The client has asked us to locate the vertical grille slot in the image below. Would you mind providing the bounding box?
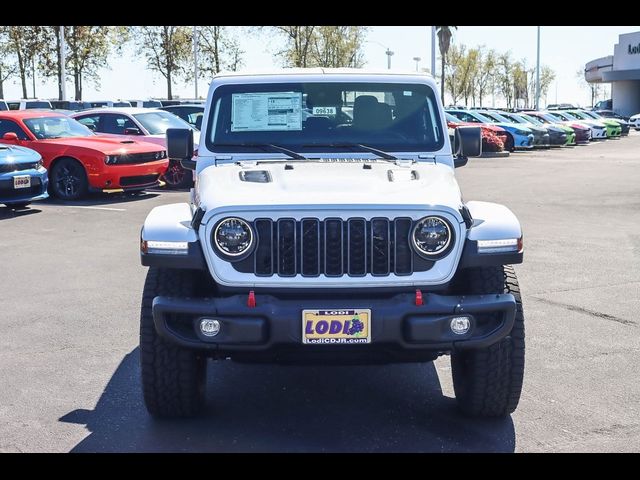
[347,218,366,276]
[394,218,413,275]
[324,218,343,276]
[277,218,296,276]
[254,219,273,276]
[301,218,320,276]
[370,218,391,275]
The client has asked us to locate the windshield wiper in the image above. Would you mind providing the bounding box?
[302,142,398,160]
[214,142,307,160]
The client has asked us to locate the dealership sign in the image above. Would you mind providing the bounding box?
[629,43,640,54]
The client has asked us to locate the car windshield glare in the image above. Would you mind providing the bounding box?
[206,81,444,153]
[133,111,193,135]
[24,116,93,139]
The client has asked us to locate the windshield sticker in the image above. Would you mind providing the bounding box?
[231,92,302,132]
[312,106,336,116]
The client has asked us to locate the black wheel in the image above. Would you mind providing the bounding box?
[140,268,206,418]
[504,134,515,152]
[8,202,31,209]
[162,160,193,189]
[451,265,525,417]
[50,157,88,200]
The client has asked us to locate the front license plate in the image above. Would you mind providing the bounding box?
[13,175,31,189]
[302,309,371,345]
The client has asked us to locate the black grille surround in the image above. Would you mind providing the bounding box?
[108,151,167,165]
[0,162,40,173]
[224,217,441,277]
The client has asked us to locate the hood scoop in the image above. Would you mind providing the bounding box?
[387,169,419,182]
[120,140,135,144]
[239,170,272,183]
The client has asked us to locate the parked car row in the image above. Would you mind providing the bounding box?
[0,101,207,208]
[1,98,205,113]
[445,107,633,153]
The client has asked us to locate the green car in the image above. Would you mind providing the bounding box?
[567,110,621,138]
[520,112,576,146]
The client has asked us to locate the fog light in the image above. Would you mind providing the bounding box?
[450,316,471,335]
[199,318,221,337]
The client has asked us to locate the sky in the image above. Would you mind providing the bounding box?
[2,25,639,108]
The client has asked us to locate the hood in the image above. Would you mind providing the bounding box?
[197,160,463,212]
[0,145,41,164]
[44,136,165,154]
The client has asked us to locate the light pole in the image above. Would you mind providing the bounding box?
[385,48,394,70]
[368,40,394,70]
[535,26,541,110]
[413,56,421,72]
[193,26,199,99]
[59,26,66,101]
[431,26,436,76]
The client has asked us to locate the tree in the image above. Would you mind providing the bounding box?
[444,44,465,105]
[270,26,316,67]
[436,26,457,103]
[495,52,515,109]
[538,66,556,106]
[0,27,16,99]
[196,26,244,78]
[135,26,192,100]
[474,47,497,107]
[5,26,45,98]
[310,26,367,68]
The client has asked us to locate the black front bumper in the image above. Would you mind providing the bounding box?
[152,291,516,362]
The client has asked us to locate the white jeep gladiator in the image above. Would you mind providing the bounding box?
[139,69,525,418]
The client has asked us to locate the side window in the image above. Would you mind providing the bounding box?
[76,115,100,130]
[0,119,29,140]
[100,114,138,134]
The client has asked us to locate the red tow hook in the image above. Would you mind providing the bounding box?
[415,289,424,306]
[247,290,256,308]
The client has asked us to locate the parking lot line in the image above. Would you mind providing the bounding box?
[63,206,127,212]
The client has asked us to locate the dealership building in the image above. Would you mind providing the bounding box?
[585,31,640,116]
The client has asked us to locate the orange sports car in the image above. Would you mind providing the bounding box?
[0,110,169,200]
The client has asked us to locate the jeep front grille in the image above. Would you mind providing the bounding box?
[234,217,427,277]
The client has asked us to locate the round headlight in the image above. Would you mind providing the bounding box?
[412,216,452,257]
[213,217,253,257]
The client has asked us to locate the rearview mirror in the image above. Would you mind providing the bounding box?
[86,123,96,131]
[453,126,482,167]
[124,127,141,135]
[2,132,19,143]
[166,128,193,161]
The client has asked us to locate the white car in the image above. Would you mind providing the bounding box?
[7,99,53,110]
[630,113,640,130]
[72,107,200,189]
[546,111,607,139]
[138,68,526,419]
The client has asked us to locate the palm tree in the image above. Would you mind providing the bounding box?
[436,26,457,104]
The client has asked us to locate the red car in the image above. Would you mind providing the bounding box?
[0,111,169,200]
[445,112,506,152]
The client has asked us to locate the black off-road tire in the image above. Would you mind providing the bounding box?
[451,265,525,417]
[140,267,206,417]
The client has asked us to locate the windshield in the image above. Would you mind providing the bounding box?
[500,113,525,124]
[548,112,572,121]
[24,116,93,139]
[519,113,543,125]
[484,111,513,123]
[133,111,193,135]
[580,111,600,120]
[207,82,444,153]
[26,101,51,109]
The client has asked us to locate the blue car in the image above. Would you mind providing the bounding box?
[446,109,535,151]
[0,145,48,208]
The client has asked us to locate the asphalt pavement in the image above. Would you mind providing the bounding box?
[1,134,639,452]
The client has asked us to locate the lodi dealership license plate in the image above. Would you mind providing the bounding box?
[302,309,371,345]
[13,175,31,189]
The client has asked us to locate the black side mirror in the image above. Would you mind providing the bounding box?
[453,126,482,167]
[124,127,141,135]
[166,128,195,170]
